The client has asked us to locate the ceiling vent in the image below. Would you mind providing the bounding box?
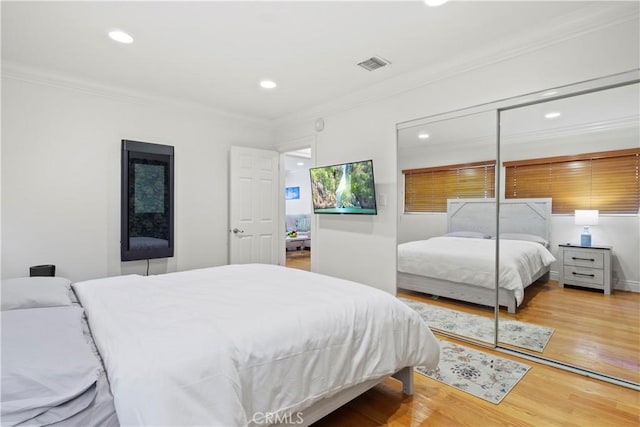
[357,56,391,71]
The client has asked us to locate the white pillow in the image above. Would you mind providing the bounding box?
[445,231,492,239]
[1,277,72,311]
[500,233,549,248]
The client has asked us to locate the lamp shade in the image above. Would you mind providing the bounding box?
[575,210,599,226]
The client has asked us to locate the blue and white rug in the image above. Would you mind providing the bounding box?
[401,298,554,352]
[416,340,531,404]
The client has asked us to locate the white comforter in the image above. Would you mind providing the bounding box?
[73,264,439,427]
[398,237,556,305]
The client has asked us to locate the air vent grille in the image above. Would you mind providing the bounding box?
[357,56,390,71]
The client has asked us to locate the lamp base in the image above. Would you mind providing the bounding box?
[580,232,591,246]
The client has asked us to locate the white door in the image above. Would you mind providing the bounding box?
[229,146,280,264]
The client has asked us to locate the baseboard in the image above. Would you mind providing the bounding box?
[615,280,640,293]
[550,271,639,293]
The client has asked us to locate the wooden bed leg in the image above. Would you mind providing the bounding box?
[508,300,516,314]
[392,366,414,395]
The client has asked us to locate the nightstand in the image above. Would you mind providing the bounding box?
[558,244,612,295]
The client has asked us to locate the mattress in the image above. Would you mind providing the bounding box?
[73,263,440,426]
[398,236,556,305]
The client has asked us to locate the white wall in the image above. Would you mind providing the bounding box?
[275,19,639,294]
[285,169,311,216]
[1,76,274,281]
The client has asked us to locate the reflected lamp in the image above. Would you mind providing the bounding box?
[574,210,599,246]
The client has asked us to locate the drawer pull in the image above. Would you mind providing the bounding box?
[572,272,595,278]
[572,256,595,262]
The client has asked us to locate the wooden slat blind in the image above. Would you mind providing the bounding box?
[403,161,495,213]
[504,148,639,214]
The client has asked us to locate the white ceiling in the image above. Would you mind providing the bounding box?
[500,83,640,138]
[284,152,312,172]
[397,81,640,149]
[1,1,634,122]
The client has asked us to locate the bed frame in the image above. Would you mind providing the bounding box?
[398,198,552,313]
[273,367,413,426]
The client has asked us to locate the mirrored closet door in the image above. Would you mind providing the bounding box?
[497,79,640,385]
[397,70,639,387]
[397,110,498,346]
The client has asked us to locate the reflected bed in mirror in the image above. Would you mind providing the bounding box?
[397,198,554,313]
[121,140,175,262]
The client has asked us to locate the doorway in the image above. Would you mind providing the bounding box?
[283,148,312,271]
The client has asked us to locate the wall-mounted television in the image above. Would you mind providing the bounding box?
[309,159,377,215]
[121,140,174,261]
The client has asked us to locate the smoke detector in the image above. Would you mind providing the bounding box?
[357,56,391,71]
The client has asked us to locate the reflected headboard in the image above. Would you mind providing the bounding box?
[446,198,552,242]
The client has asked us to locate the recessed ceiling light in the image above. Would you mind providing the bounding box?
[545,112,561,119]
[541,91,558,97]
[418,133,430,139]
[424,0,449,6]
[260,80,277,89]
[297,162,304,166]
[108,30,134,44]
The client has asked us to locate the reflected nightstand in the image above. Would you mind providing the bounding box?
[558,244,612,295]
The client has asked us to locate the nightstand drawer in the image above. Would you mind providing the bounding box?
[563,267,605,286]
[563,249,604,269]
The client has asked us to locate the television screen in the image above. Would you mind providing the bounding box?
[309,159,377,214]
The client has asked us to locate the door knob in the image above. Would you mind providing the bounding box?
[232,228,244,234]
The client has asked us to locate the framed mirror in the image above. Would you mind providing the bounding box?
[121,140,175,262]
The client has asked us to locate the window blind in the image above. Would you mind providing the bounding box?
[504,148,639,214]
[403,161,495,213]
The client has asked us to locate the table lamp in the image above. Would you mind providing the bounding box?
[574,210,599,246]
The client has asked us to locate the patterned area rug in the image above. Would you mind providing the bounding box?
[401,298,554,352]
[416,340,531,404]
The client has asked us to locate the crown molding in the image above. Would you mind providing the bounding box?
[399,115,639,153]
[1,60,273,128]
[502,115,639,145]
[274,2,640,127]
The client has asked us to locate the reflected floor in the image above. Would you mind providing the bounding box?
[399,280,639,384]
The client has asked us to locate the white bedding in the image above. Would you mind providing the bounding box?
[398,236,556,305]
[73,264,439,427]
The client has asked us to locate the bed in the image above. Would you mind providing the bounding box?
[398,198,555,313]
[1,277,119,427]
[2,265,439,427]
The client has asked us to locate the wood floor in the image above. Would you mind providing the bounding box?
[284,253,640,426]
[285,248,311,271]
[399,280,640,384]
[312,337,639,426]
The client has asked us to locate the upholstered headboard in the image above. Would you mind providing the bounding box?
[446,198,552,242]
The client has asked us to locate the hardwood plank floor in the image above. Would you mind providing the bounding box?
[501,281,639,383]
[399,280,640,383]
[313,336,639,426]
[283,257,639,426]
[286,248,311,271]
